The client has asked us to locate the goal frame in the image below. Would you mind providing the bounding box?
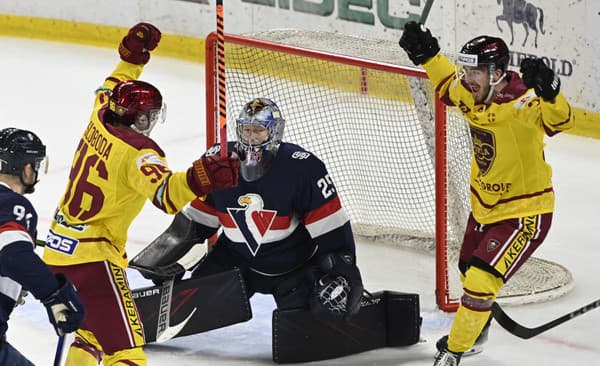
[204,31,458,312]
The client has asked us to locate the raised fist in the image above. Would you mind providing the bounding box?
[119,22,162,65]
[520,58,560,101]
[399,21,440,66]
[187,153,239,196]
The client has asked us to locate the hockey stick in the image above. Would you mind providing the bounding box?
[53,335,66,366]
[420,0,434,25]
[155,278,198,343]
[216,0,228,157]
[38,239,203,342]
[491,299,600,339]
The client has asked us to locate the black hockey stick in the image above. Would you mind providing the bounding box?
[53,335,66,366]
[491,299,600,339]
[154,278,198,343]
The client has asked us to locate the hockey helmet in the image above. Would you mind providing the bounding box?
[456,36,510,103]
[0,128,48,193]
[235,98,285,181]
[108,80,166,135]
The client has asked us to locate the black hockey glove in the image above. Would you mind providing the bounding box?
[42,274,86,336]
[398,21,440,65]
[310,252,363,323]
[520,58,561,101]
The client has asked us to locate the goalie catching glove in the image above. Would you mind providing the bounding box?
[41,273,86,336]
[187,153,240,196]
[310,252,363,323]
[398,21,440,66]
[118,22,162,65]
[520,58,561,101]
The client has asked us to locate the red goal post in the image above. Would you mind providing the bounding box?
[204,30,573,312]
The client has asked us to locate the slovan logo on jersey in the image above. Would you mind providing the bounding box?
[227,194,277,256]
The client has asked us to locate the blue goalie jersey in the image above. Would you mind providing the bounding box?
[183,142,355,276]
[0,183,58,338]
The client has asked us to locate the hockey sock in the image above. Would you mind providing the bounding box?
[65,334,103,366]
[447,266,503,353]
[103,347,147,366]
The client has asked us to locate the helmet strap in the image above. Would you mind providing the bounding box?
[484,64,507,104]
[20,165,38,194]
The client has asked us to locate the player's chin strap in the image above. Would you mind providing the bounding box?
[483,65,506,104]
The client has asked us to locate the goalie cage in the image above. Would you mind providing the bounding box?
[204,29,574,312]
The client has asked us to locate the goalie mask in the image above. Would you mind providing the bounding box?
[0,128,48,194]
[235,98,285,182]
[108,80,166,136]
[456,35,509,104]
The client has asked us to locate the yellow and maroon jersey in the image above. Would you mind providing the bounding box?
[43,61,197,268]
[423,54,574,224]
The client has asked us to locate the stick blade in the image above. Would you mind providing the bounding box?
[492,302,536,339]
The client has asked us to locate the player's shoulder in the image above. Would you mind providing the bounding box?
[95,114,166,157]
[278,142,322,164]
[0,185,35,223]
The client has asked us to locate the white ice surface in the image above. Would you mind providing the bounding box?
[1,36,599,365]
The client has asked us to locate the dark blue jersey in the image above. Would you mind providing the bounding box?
[0,183,59,337]
[183,142,355,275]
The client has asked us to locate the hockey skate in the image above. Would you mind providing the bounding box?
[433,337,462,366]
[437,316,490,358]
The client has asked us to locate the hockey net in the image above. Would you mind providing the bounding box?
[204,30,573,311]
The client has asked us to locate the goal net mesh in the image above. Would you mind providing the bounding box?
[205,29,573,310]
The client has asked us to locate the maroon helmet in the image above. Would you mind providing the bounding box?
[459,35,509,72]
[108,80,166,135]
[457,35,510,104]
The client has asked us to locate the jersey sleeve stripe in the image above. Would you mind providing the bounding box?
[184,202,220,228]
[303,197,343,225]
[0,276,23,302]
[0,224,33,250]
[304,209,349,238]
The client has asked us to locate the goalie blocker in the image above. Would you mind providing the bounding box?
[273,291,421,363]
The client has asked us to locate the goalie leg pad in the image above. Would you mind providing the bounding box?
[132,268,252,343]
[272,291,421,363]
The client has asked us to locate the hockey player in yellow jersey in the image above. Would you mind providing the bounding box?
[399,22,574,366]
[43,23,239,366]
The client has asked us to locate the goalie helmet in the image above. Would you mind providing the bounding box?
[0,128,48,193]
[108,80,166,136]
[235,98,286,182]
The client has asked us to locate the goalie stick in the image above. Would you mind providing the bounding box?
[155,278,198,343]
[491,299,600,339]
[37,239,205,342]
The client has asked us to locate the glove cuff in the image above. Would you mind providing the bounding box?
[186,161,212,196]
[118,40,150,65]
